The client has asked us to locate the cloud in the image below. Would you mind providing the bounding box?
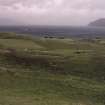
[0,0,105,25]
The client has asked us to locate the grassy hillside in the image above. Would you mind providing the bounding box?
[0,33,105,105]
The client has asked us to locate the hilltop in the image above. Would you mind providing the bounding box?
[89,18,105,27]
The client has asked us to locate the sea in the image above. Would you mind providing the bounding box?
[0,26,105,38]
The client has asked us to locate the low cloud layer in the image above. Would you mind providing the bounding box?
[0,0,105,26]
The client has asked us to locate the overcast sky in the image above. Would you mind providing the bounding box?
[0,0,105,26]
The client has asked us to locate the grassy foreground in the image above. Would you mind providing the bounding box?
[0,33,105,105]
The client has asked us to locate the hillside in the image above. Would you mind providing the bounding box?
[89,18,105,27]
[0,33,105,105]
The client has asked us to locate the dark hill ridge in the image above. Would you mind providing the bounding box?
[89,18,105,27]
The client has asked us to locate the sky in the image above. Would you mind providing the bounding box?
[0,0,105,26]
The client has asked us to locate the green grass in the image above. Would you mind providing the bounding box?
[0,69,105,105]
[0,33,105,105]
[0,39,44,50]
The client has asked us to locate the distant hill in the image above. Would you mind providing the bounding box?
[88,18,105,27]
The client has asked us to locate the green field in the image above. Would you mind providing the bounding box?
[0,33,105,105]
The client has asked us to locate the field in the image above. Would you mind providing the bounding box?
[0,33,105,105]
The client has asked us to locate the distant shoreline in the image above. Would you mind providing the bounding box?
[0,26,105,38]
